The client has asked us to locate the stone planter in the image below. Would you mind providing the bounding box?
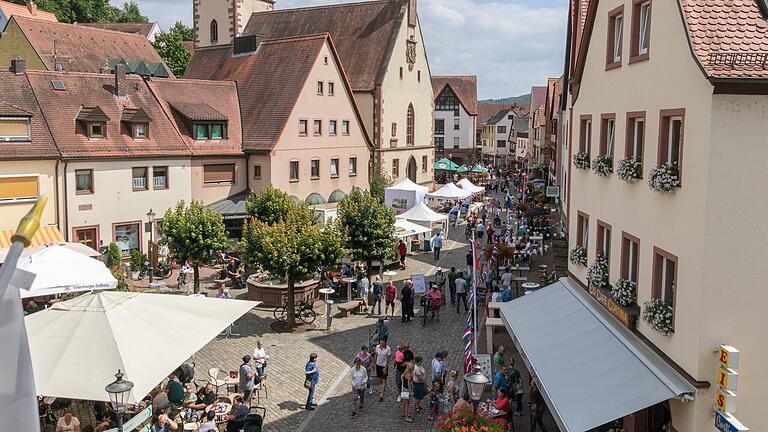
[246,274,320,307]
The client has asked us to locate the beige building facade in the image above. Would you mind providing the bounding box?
[566,0,768,431]
[193,0,273,48]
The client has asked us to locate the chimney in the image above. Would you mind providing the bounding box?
[26,0,37,15]
[11,57,26,75]
[115,64,126,98]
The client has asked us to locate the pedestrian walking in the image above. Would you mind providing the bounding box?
[397,239,408,269]
[385,281,397,318]
[476,221,485,241]
[444,370,459,412]
[350,358,368,418]
[359,273,370,312]
[375,317,389,342]
[507,358,524,416]
[304,353,319,410]
[529,379,548,431]
[373,339,391,401]
[238,355,256,405]
[447,267,458,305]
[430,352,446,392]
[432,231,444,260]
[401,362,414,423]
[455,272,468,314]
[400,279,414,323]
[493,345,506,373]
[394,346,405,398]
[412,357,426,413]
[354,345,373,394]
[427,381,441,420]
[252,341,268,378]
[434,268,446,305]
[371,276,383,316]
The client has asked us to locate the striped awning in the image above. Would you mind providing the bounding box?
[0,226,64,248]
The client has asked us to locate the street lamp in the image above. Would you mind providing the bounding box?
[464,365,489,415]
[146,209,156,287]
[105,369,134,432]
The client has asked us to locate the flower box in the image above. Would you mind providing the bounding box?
[648,163,680,192]
[591,154,613,176]
[616,158,642,183]
[611,278,636,306]
[587,251,609,288]
[573,151,590,170]
[569,245,587,266]
[642,298,674,335]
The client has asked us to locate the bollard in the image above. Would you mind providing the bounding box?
[326,299,334,330]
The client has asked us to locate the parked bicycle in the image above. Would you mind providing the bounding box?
[138,260,173,280]
[273,299,317,324]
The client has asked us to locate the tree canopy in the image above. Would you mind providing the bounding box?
[153,29,191,77]
[245,187,295,225]
[337,187,397,275]
[12,0,148,24]
[169,21,194,41]
[369,162,392,202]
[160,200,229,292]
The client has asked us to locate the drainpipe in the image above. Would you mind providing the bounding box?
[53,159,60,230]
[62,161,69,241]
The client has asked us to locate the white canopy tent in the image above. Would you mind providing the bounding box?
[0,242,100,264]
[457,178,485,195]
[25,291,258,403]
[10,245,116,299]
[384,178,429,214]
[396,201,449,234]
[426,182,472,200]
[394,219,434,253]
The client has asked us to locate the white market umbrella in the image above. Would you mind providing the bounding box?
[427,182,472,200]
[14,245,116,298]
[0,242,101,264]
[26,291,259,403]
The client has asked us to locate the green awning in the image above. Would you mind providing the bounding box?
[434,158,459,172]
[328,189,347,203]
[456,165,469,173]
[471,164,489,173]
[305,193,327,205]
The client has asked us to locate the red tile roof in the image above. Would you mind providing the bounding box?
[529,86,547,113]
[148,78,243,156]
[682,0,768,78]
[0,70,58,159]
[241,0,404,91]
[26,70,190,159]
[0,0,56,23]
[432,76,478,115]
[77,22,156,39]
[13,16,171,76]
[477,103,511,127]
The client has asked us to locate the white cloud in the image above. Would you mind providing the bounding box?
[118,0,566,98]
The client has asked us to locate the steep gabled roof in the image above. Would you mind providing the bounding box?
[12,16,171,76]
[240,0,405,91]
[529,86,547,113]
[77,22,157,39]
[148,78,243,157]
[487,108,511,125]
[432,76,478,115]
[26,71,189,159]
[0,0,56,23]
[0,70,58,159]
[477,103,511,127]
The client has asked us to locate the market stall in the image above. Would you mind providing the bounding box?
[384,178,429,214]
[457,178,485,196]
[394,219,434,253]
[396,201,450,234]
[427,182,472,202]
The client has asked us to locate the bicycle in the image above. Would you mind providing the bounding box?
[273,299,317,324]
[421,296,431,326]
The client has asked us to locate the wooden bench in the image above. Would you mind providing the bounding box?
[338,300,363,317]
[213,278,230,290]
[485,317,504,354]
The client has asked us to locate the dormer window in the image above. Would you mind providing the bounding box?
[133,123,148,139]
[0,117,31,142]
[77,106,110,140]
[169,102,228,142]
[88,122,105,139]
[122,108,151,140]
[195,123,227,140]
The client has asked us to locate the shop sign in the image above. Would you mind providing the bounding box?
[715,388,737,413]
[714,411,749,432]
[717,367,739,391]
[719,345,740,369]
[588,284,634,328]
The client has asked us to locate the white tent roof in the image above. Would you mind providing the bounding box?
[386,178,429,193]
[396,201,449,223]
[427,182,472,200]
[457,178,485,194]
[25,291,258,403]
[12,245,116,298]
[394,219,433,238]
[0,242,100,264]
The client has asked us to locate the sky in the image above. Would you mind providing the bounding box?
[113,0,568,99]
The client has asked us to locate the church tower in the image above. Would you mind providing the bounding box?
[193,0,274,48]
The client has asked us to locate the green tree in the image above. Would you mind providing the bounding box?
[153,30,191,77]
[160,200,229,293]
[242,204,344,328]
[369,162,392,202]
[169,21,194,41]
[106,242,122,268]
[113,1,147,22]
[245,187,295,225]
[337,187,396,278]
[11,0,146,24]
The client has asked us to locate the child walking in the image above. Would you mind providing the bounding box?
[427,380,442,420]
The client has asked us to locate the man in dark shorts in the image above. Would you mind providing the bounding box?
[373,339,392,401]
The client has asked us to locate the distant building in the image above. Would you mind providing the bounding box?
[0,0,56,31]
[77,22,162,42]
[432,76,478,164]
[480,108,513,166]
[528,85,548,170]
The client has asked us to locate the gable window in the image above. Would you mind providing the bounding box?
[311,159,320,179]
[596,220,611,262]
[342,121,350,136]
[132,123,148,139]
[621,232,640,283]
[391,122,397,137]
[290,161,299,181]
[314,120,322,135]
[659,109,684,179]
[435,137,444,153]
[497,126,506,134]
[625,111,645,164]
[435,87,459,111]
[435,119,444,135]
[454,137,460,149]
[328,82,335,96]
[299,120,308,136]
[88,122,106,139]
[329,120,337,136]
[210,20,218,44]
[317,81,324,95]
[422,155,428,173]
[579,115,592,155]
[576,211,589,250]
[652,247,677,322]
[606,6,624,68]
[348,157,357,176]
[75,170,93,194]
[392,159,400,177]
[253,165,262,179]
[203,163,235,185]
[132,167,148,191]
[194,123,227,140]
[630,0,651,62]
[599,113,616,161]
[454,118,460,130]
[153,166,168,189]
[330,158,339,178]
[406,104,414,146]
[0,175,38,203]
[0,117,31,141]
